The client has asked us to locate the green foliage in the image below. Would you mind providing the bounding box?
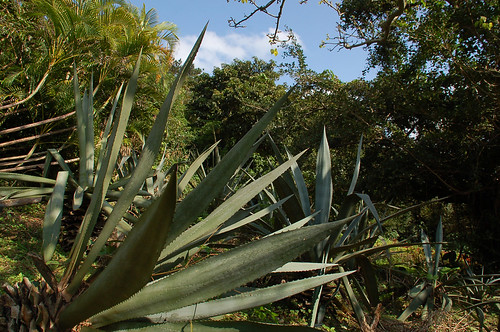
[398,219,444,321]
[0,0,179,168]
[185,57,286,152]
[262,132,390,328]
[0,204,50,286]
[1,26,358,332]
[231,0,500,269]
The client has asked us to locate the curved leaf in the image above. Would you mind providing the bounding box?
[148,272,353,322]
[59,171,178,330]
[340,266,365,326]
[433,217,443,277]
[90,221,350,326]
[286,147,311,217]
[167,86,296,245]
[94,82,124,186]
[89,321,321,331]
[313,127,332,226]
[178,140,219,194]
[72,185,84,210]
[43,171,69,261]
[398,285,432,322]
[0,172,56,185]
[347,135,363,195]
[272,262,339,273]
[157,152,305,264]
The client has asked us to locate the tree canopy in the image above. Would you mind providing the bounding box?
[227,0,499,265]
[0,0,178,162]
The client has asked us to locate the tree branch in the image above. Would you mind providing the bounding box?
[0,67,52,111]
[228,0,278,28]
[330,0,416,50]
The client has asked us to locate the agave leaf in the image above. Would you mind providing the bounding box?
[85,74,95,186]
[260,187,290,227]
[267,210,367,239]
[266,133,299,199]
[265,211,321,237]
[0,187,35,196]
[116,219,132,234]
[333,209,366,248]
[72,185,84,210]
[101,201,138,225]
[310,276,325,326]
[105,190,152,208]
[89,321,321,331]
[398,285,432,321]
[272,262,339,273]
[59,170,178,330]
[43,171,69,262]
[313,127,332,226]
[152,150,177,194]
[421,229,432,272]
[226,133,269,191]
[337,194,361,220]
[347,135,363,195]
[64,51,143,294]
[273,176,305,223]
[0,172,56,185]
[95,82,124,186]
[286,147,311,217]
[146,177,155,195]
[67,26,208,292]
[42,150,53,180]
[90,221,351,326]
[178,140,219,194]
[355,193,382,233]
[167,86,295,246]
[148,272,353,322]
[433,217,443,277]
[9,188,54,198]
[217,196,292,235]
[157,152,305,265]
[326,195,366,255]
[73,65,88,189]
[151,247,202,278]
[408,282,426,298]
[47,149,76,181]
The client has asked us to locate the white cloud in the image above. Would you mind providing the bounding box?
[174,29,301,73]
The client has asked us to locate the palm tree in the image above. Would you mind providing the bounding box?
[0,0,178,163]
[1,0,177,109]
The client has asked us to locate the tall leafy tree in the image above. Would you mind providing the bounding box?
[185,58,285,152]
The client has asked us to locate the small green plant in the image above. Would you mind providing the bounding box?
[399,218,445,321]
[451,266,500,331]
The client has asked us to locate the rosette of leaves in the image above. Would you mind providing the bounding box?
[260,130,422,329]
[1,25,357,331]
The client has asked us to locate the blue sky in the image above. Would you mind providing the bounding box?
[127,0,375,82]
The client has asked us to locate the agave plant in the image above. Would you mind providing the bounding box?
[398,218,444,322]
[258,130,429,330]
[457,267,500,331]
[1,25,359,331]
